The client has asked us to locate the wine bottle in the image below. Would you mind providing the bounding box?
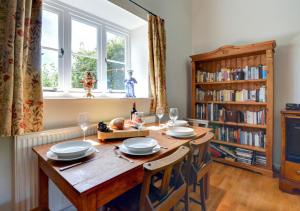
[131,102,137,120]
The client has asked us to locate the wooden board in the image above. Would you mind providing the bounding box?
[97,127,149,141]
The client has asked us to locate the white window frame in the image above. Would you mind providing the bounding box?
[68,14,102,92]
[41,5,64,91]
[104,27,130,92]
[42,0,131,95]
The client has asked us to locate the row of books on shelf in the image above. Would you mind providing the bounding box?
[196,86,266,102]
[207,104,266,125]
[212,125,266,148]
[196,104,206,119]
[210,144,266,166]
[196,65,267,83]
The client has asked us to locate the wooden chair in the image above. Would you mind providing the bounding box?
[189,132,214,211]
[105,146,191,211]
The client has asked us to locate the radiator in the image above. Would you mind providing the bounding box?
[13,125,97,211]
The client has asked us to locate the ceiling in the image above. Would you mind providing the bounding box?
[58,0,147,30]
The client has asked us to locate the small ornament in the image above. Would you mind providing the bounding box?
[124,69,137,98]
[81,71,96,98]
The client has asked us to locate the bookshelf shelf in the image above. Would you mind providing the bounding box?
[196,79,267,85]
[211,140,266,152]
[190,40,275,176]
[212,157,272,176]
[210,121,267,129]
[196,101,267,106]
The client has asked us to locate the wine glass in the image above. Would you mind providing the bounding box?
[134,112,145,130]
[169,108,179,126]
[78,113,89,141]
[156,107,164,128]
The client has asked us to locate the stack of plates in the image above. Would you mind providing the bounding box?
[119,137,161,156]
[166,127,195,138]
[47,141,95,161]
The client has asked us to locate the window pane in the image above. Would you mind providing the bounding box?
[106,32,125,62]
[71,20,98,89]
[107,61,125,90]
[71,54,97,89]
[42,10,59,49]
[42,48,59,88]
[72,20,97,56]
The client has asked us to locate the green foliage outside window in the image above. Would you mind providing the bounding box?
[72,48,97,89]
[107,37,126,90]
[42,63,58,88]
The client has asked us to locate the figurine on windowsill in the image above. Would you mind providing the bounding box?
[124,69,137,98]
[81,71,97,98]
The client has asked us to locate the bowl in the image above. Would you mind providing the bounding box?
[167,127,194,136]
[50,141,92,158]
[123,137,158,153]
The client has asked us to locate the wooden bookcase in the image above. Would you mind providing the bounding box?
[190,40,276,176]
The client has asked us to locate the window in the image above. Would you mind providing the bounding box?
[41,3,131,95]
[106,31,126,91]
[41,10,60,90]
[71,19,98,89]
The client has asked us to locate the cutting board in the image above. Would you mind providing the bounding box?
[97,126,149,141]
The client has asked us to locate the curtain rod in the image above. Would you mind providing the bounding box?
[128,0,158,17]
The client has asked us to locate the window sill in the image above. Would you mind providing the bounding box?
[43,91,151,100]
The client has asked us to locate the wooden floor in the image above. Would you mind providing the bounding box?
[63,162,300,211]
[184,162,300,211]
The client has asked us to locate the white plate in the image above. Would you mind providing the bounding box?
[47,147,96,161]
[167,120,188,127]
[119,144,161,156]
[167,127,194,136]
[166,130,196,138]
[50,141,92,158]
[123,137,158,153]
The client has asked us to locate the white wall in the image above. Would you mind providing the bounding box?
[191,0,300,167]
[130,24,149,98]
[56,0,146,30]
[44,98,151,129]
[133,0,193,118]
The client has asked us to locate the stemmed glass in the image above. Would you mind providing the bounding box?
[169,108,179,127]
[78,113,89,141]
[156,107,164,128]
[134,112,145,130]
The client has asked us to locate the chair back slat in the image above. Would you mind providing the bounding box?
[140,146,190,211]
[190,132,214,169]
[160,166,172,197]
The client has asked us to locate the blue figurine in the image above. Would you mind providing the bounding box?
[124,69,137,98]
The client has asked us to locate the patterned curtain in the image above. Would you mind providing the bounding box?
[0,0,43,136]
[148,15,168,113]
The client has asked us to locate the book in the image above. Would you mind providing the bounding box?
[196,87,266,102]
[212,125,266,148]
[196,65,267,83]
[207,104,266,125]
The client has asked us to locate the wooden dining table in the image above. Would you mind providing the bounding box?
[32,126,211,211]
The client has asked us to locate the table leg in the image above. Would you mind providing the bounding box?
[204,172,210,199]
[38,160,49,211]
